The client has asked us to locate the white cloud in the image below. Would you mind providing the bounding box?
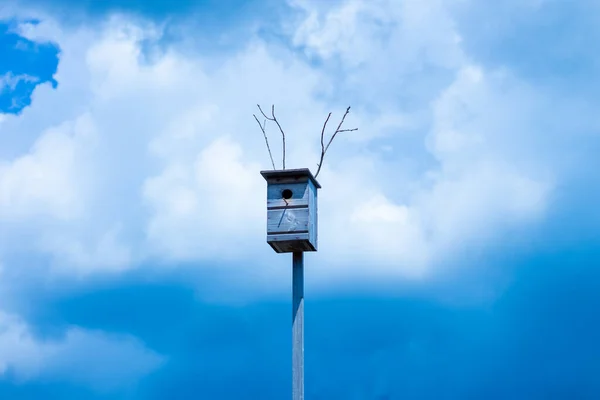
[0,0,561,283]
[289,0,465,109]
[0,311,163,389]
[0,114,91,222]
[291,0,463,69]
[0,72,39,93]
[144,135,265,261]
[0,72,41,111]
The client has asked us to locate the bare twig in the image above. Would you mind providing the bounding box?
[253,114,276,170]
[320,112,332,155]
[257,104,286,170]
[314,106,358,178]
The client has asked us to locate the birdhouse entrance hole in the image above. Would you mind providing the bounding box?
[282,189,293,200]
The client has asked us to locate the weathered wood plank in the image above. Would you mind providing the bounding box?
[267,233,310,242]
[267,208,310,234]
[267,182,310,209]
[267,236,315,253]
[261,168,321,189]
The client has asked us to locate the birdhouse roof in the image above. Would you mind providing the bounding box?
[260,168,321,189]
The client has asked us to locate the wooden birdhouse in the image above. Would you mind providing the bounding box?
[260,168,321,253]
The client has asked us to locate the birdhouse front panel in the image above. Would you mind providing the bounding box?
[266,182,310,208]
[260,168,321,254]
[267,207,310,234]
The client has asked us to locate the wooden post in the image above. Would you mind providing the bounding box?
[292,251,304,400]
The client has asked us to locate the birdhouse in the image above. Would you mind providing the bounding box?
[260,168,321,253]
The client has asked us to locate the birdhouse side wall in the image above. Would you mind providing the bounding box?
[308,179,318,250]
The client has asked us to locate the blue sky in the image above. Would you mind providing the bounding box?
[1,0,600,398]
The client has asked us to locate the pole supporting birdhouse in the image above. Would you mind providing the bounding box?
[261,168,320,400]
[292,251,304,400]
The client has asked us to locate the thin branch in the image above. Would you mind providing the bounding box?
[320,113,331,149]
[258,104,286,170]
[253,113,276,170]
[314,106,358,178]
[315,112,332,178]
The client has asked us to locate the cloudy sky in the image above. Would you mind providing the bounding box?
[1,0,600,398]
